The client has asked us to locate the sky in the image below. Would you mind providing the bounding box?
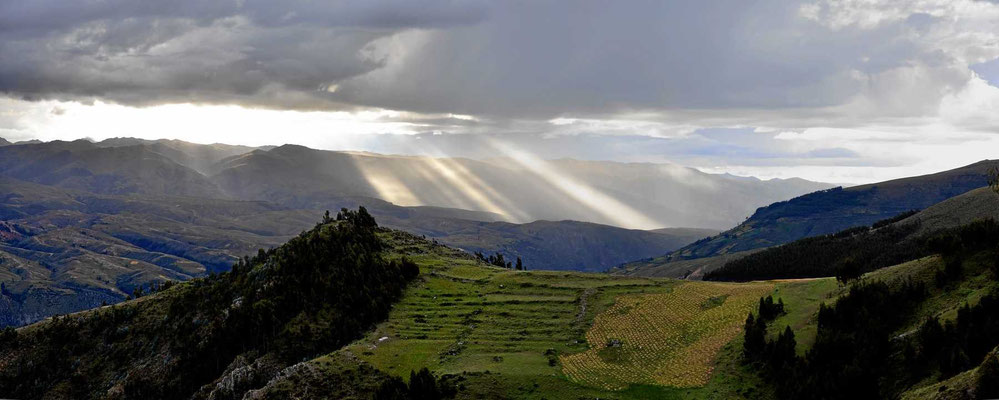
[2,0,999,184]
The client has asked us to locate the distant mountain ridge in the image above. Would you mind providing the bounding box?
[617,160,999,278]
[0,140,225,197]
[0,139,830,230]
[396,219,718,273]
[208,144,832,229]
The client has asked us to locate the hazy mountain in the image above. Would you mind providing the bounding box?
[396,219,708,273]
[649,227,720,241]
[0,139,830,230]
[94,138,264,174]
[0,141,226,198]
[619,160,999,278]
[210,144,830,230]
[0,138,9,147]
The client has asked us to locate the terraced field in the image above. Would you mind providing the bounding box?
[560,281,774,389]
[346,238,679,382]
[337,231,840,399]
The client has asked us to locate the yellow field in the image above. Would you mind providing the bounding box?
[559,281,774,390]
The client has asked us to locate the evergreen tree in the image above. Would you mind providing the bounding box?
[743,313,765,360]
[409,368,445,399]
[374,376,409,400]
[977,351,999,399]
[769,326,796,371]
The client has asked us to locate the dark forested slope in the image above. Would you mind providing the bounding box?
[0,208,421,399]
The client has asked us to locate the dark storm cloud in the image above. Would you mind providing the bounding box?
[0,0,991,122]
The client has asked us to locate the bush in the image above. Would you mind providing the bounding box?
[400,257,420,281]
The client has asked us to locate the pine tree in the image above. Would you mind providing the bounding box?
[743,313,765,360]
[409,368,442,399]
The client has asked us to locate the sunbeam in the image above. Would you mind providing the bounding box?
[486,139,664,230]
[409,141,531,222]
[355,156,423,206]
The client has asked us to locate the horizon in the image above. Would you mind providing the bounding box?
[13,132,982,189]
[0,132,991,187]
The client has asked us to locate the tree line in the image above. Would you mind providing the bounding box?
[474,251,526,270]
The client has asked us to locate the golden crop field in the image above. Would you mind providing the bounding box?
[559,281,775,390]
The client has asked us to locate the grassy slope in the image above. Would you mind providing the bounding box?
[864,252,999,400]
[293,230,839,400]
[766,278,842,354]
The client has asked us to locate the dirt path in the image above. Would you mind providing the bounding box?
[573,288,596,328]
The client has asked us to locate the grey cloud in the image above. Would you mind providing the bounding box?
[334,1,967,118]
[0,0,989,125]
[0,0,487,109]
